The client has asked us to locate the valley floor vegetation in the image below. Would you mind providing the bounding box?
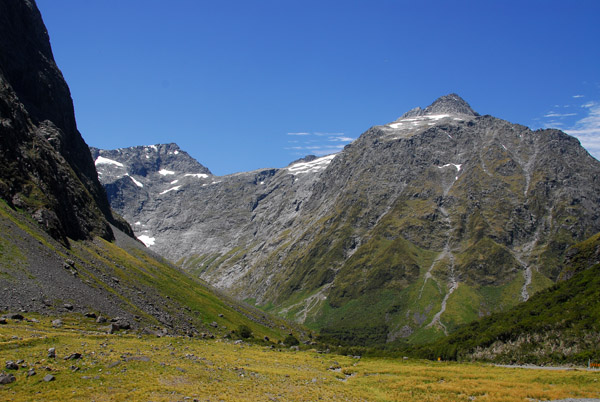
[1,314,599,401]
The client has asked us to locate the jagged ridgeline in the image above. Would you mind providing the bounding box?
[0,0,298,341]
[96,93,600,345]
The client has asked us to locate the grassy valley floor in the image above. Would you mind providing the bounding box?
[1,314,599,402]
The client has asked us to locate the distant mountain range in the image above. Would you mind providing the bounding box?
[94,93,600,345]
[4,0,598,359]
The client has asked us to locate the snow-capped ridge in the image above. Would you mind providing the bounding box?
[95,156,124,167]
[287,154,337,175]
[386,94,477,133]
[388,114,452,129]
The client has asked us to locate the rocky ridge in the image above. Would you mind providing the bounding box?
[93,143,334,263]
[96,93,600,344]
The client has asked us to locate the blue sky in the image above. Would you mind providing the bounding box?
[36,0,600,175]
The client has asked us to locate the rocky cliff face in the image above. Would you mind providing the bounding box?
[0,0,131,243]
[96,95,600,343]
[90,143,211,235]
[0,1,296,340]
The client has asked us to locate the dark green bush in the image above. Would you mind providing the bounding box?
[284,334,299,346]
[238,325,253,339]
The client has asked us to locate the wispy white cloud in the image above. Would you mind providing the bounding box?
[544,112,577,118]
[328,136,355,142]
[536,94,600,160]
[314,132,345,137]
[285,131,354,157]
[285,144,347,154]
[565,102,600,160]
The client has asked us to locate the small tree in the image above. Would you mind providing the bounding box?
[284,334,299,346]
[238,324,253,339]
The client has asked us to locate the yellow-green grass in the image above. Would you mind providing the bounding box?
[1,315,599,401]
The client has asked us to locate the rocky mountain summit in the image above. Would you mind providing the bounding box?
[90,143,212,246]
[398,93,480,118]
[96,93,600,344]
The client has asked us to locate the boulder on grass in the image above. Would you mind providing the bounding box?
[0,372,16,384]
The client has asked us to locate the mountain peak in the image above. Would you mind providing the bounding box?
[401,93,479,118]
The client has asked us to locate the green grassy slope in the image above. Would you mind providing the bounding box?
[409,233,600,365]
[0,200,302,342]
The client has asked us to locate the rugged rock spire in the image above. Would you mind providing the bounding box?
[401,93,479,118]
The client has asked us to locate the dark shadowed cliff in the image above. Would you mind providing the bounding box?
[0,0,131,243]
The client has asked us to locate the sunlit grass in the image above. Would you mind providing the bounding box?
[1,315,599,401]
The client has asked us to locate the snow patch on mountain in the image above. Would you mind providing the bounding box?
[160,185,182,195]
[388,114,451,129]
[185,173,209,179]
[95,156,124,167]
[159,169,175,176]
[137,235,155,247]
[437,163,463,181]
[287,154,336,175]
[438,163,462,171]
[127,174,144,188]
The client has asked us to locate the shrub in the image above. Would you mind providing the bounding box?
[238,325,253,339]
[284,334,299,346]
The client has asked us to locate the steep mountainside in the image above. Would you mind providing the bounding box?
[0,200,297,340]
[0,0,133,244]
[411,232,600,364]
[0,0,298,342]
[97,99,600,344]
